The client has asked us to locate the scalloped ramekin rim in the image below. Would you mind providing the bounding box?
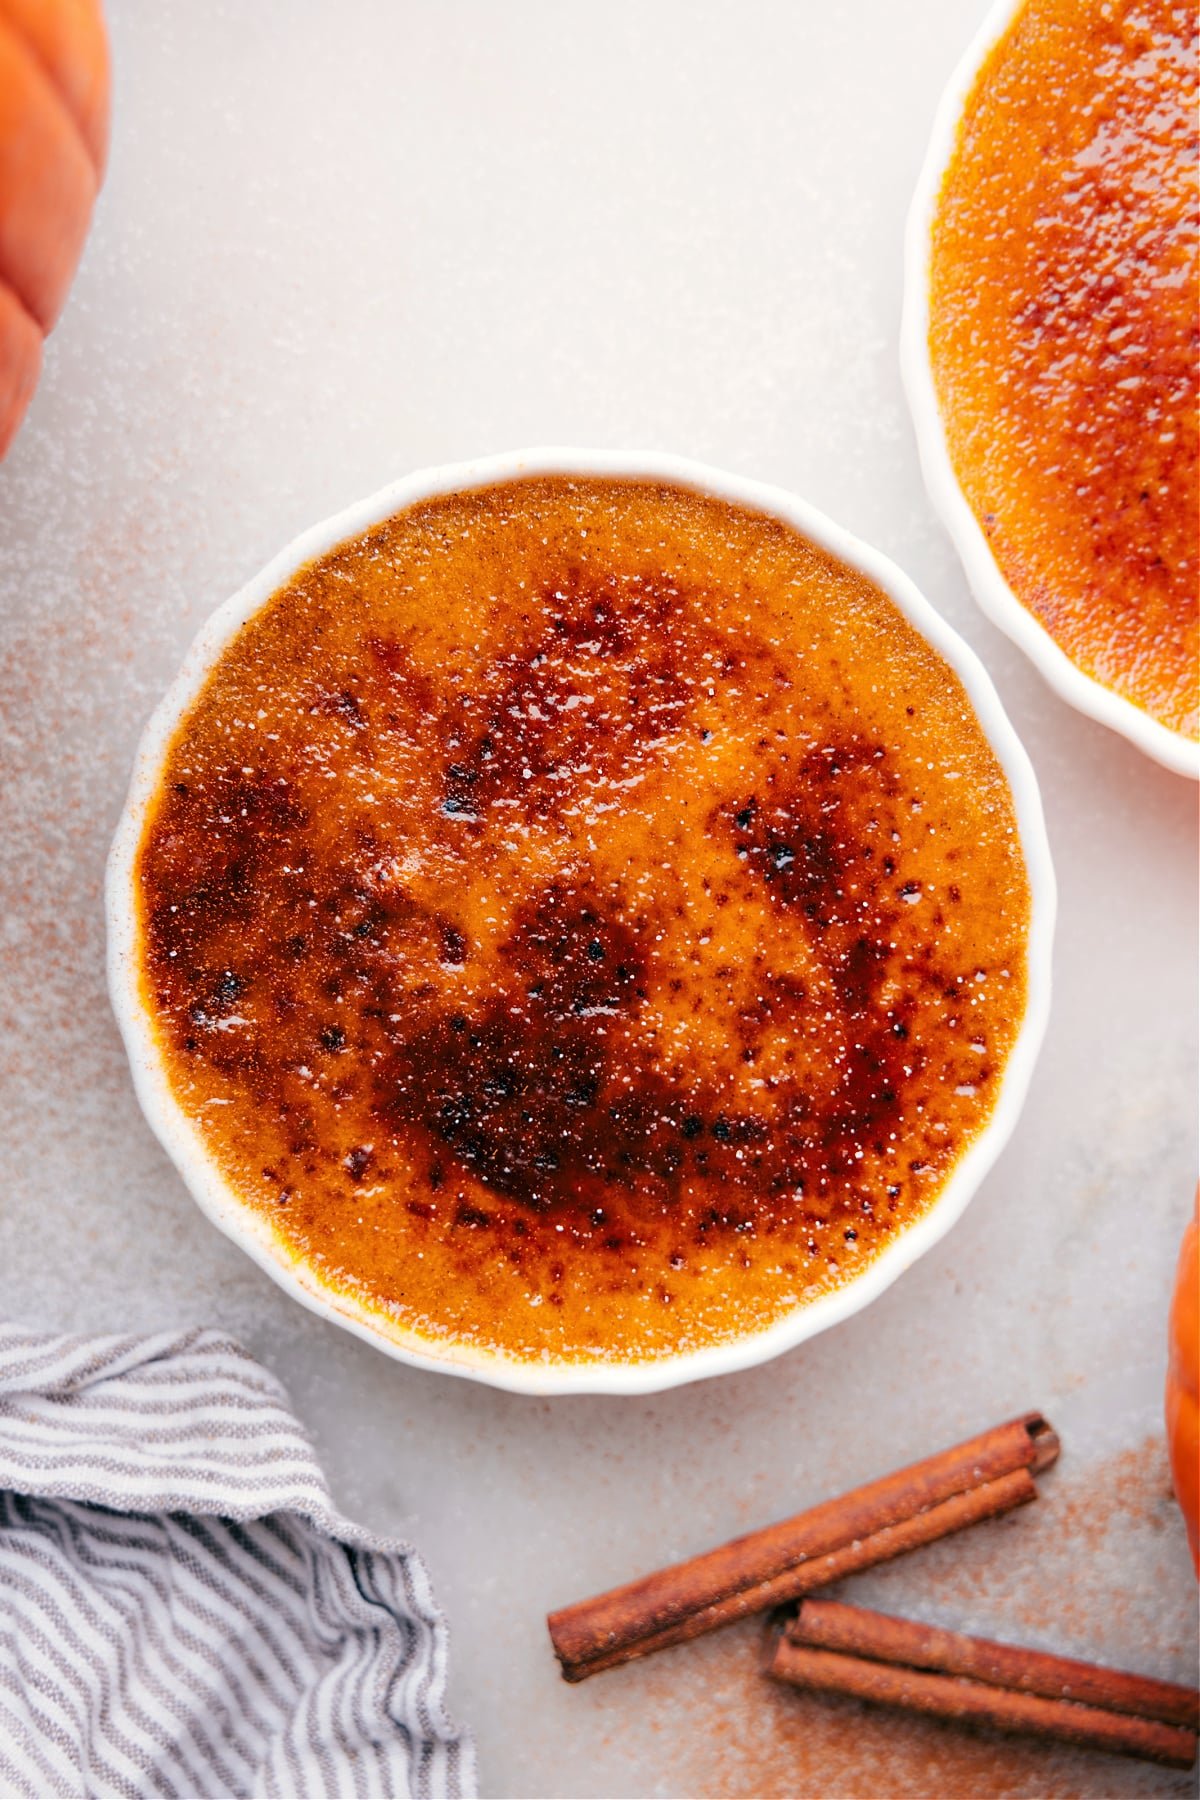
[106,446,1057,1396]
[900,0,1199,782]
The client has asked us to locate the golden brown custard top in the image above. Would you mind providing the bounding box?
[137,477,1031,1365]
[929,0,1199,740]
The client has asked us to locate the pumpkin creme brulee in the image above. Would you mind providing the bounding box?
[136,477,1031,1365]
[928,0,1199,741]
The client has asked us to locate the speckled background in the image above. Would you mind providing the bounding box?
[1,4,1196,1796]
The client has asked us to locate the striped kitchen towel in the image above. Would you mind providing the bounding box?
[0,1324,476,1800]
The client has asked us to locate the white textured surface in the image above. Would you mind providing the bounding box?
[1,3,1196,1795]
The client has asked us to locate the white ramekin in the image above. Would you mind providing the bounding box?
[107,448,1056,1396]
[901,0,1199,781]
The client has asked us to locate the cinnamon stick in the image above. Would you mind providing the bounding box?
[548,1412,1058,1682]
[783,1599,1200,1731]
[767,1619,1198,1770]
[561,1470,1036,1679]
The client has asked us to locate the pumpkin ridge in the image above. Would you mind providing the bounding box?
[0,269,38,333]
[0,14,97,331]
[0,0,107,179]
[1166,1193,1200,1575]
[0,270,41,457]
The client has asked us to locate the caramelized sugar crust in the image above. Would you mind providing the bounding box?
[929,0,1199,739]
[137,478,1030,1364]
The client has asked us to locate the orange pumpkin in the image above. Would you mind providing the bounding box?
[1166,1187,1199,1573]
[0,0,109,458]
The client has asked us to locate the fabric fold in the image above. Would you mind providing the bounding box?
[0,1324,475,1800]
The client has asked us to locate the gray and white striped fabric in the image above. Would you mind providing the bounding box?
[0,1325,475,1800]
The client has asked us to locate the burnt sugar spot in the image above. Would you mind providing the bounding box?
[365,871,833,1238]
[726,739,907,1022]
[312,684,368,733]
[143,769,310,967]
[148,733,971,1258]
[371,881,680,1214]
[363,787,935,1244]
[433,567,696,826]
[723,739,939,1181]
[728,739,899,944]
[438,920,468,965]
